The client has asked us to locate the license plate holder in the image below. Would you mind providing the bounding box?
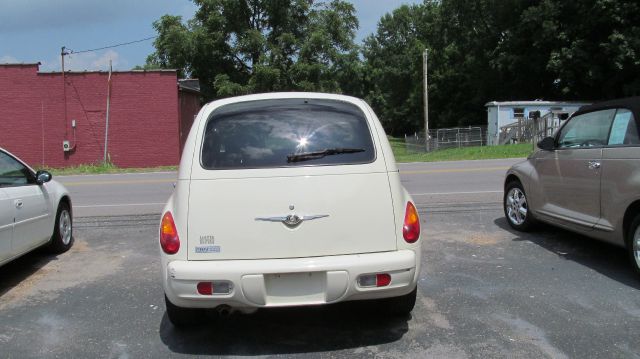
[264,272,326,305]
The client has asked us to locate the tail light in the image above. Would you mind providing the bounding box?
[197,282,212,295]
[197,281,233,295]
[160,212,180,254]
[358,273,392,287]
[375,273,391,287]
[403,201,420,243]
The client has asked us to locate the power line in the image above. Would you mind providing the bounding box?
[66,36,157,55]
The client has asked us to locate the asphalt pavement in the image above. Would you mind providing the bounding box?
[2,158,639,358]
[56,158,523,217]
[56,172,176,217]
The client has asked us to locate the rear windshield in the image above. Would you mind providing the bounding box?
[201,98,375,169]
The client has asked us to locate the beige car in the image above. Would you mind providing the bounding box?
[159,93,422,327]
[504,96,640,274]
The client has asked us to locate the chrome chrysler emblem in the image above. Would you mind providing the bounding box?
[284,214,302,226]
[255,213,329,228]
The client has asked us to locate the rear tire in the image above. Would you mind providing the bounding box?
[165,295,204,328]
[626,215,640,275]
[504,181,536,231]
[47,202,73,254]
[378,287,417,316]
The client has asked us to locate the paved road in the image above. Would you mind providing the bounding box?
[56,172,176,217]
[57,158,523,217]
[2,157,639,358]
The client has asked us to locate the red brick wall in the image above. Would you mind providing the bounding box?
[178,90,201,156]
[0,64,180,168]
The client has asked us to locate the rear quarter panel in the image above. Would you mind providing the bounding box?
[360,101,422,280]
[160,180,190,292]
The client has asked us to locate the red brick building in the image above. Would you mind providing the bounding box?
[0,63,201,168]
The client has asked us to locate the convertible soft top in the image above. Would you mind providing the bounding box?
[574,96,640,118]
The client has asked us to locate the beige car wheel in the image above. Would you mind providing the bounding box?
[504,181,535,231]
[628,216,640,274]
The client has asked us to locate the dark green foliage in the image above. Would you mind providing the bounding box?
[362,0,640,135]
[146,0,360,99]
[146,0,640,136]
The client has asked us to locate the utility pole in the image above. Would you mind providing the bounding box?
[423,49,429,152]
[61,46,69,139]
[104,59,112,164]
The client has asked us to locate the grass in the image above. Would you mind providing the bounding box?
[388,137,533,163]
[39,162,177,176]
[38,140,530,175]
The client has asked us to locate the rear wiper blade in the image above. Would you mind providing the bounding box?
[287,148,365,163]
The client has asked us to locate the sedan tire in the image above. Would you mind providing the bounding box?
[504,181,536,231]
[627,215,640,275]
[47,202,73,254]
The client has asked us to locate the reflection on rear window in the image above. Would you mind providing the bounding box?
[201,99,375,169]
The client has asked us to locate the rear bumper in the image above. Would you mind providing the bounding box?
[163,250,419,309]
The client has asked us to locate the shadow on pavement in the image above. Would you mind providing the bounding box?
[0,248,58,298]
[159,301,409,356]
[494,217,640,289]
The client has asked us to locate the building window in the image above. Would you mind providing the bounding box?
[513,108,525,118]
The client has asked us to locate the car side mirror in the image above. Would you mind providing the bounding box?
[537,137,556,151]
[35,170,52,185]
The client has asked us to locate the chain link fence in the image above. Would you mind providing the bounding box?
[403,126,488,153]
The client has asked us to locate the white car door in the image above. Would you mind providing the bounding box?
[0,151,51,256]
[0,188,13,263]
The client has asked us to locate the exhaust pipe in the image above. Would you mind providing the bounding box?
[216,305,232,317]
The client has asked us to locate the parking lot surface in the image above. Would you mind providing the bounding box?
[1,159,639,358]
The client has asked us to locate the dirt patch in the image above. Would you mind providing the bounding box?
[0,238,128,311]
[468,233,501,246]
[419,296,453,330]
[70,239,90,253]
[431,229,504,246]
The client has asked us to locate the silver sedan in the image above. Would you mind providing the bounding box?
[0,148,73,267]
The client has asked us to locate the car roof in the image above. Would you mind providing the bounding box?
[204,92,364,108]
[574,96,640,118]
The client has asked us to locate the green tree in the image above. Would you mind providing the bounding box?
[362,4,432,135]
[432,0,536,127]
[148,0,640,136]
[496,0,640,100]
[363,0,541,135]
[146,15,195,78]
[146,0,361,99]
[363,0,640,135]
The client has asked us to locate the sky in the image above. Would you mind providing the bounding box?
[0,0,421,72]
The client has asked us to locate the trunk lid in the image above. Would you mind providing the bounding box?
[187,172,397,260]
[185,96,397,260]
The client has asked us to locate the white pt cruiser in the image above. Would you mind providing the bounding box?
[160,92,422,327]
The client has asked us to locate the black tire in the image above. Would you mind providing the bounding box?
[165,295,204,328]
[504,181,536,231]
[626,215,640,275]
[47,202,74,254]
[378,287,417,316]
